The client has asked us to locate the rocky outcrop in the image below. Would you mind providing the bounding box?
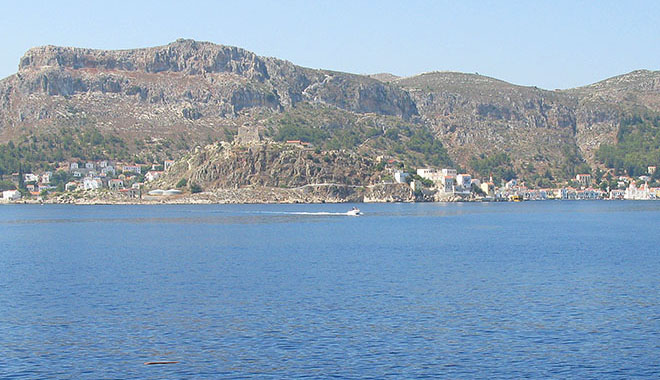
[157,141,380,190]
[151,141,426,203]
[363,183,417,202]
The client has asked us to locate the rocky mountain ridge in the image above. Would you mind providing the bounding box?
[1,39,659,183]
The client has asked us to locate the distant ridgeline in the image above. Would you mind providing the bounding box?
[1,39,660,186]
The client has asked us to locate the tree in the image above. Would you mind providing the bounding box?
[190,182,202,193]
[176,178,188,188]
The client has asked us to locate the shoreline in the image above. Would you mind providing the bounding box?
[2,195,650,206]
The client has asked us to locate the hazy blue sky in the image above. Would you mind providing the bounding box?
[1,0,658,89]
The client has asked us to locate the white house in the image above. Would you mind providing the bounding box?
[557,188,577,200]
[145,170,163,182]
[439,175,455,193]
[610,189,625,200]
[101,166,116,176]
[83,177,102,190]
[122,165,142,174]
[24,173,39,182]
[65,182,78,191]
[576,174,592,187]
[480,181,495,197]
[108,179,124,190]
[2,190,21,200]
[69,162,79,170]
[456,174,472,193]
[577,188,602,200]
[164,160,175,171]
[417,168,441,181]
[85,162,95,169]
[417,168,461,193]
[394,171,410,184]
[625,183,650,200]
[441,168,457,177]
[38,184,55,193]
[41,172,52,184]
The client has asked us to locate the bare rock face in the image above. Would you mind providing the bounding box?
[396,72,580,169]
[394,70,660,168]
[0,39,417,144]
[18,39,270,79]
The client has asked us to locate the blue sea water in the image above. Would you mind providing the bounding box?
[1,201,659,379]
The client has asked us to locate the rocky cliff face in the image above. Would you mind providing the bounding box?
[1,39,659,181]
[393,70,660,169]
[0,39,416,143]
[395,72,579,168]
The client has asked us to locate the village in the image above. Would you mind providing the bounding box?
[388,164,660,202]
[1,157,659,203]
[1,159,176,202]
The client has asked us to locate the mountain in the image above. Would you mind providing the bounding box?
[1,39,659,184]
[0,39,416,143]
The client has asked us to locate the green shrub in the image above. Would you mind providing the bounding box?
[176,178,188,188]
[190,182,202,193]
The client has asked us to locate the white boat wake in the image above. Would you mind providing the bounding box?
[254,210,362,216]
[288,211,359,216]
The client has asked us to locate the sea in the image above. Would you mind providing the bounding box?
[1,201,659,379]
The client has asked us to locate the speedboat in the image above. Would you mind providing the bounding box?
[346,207,362,216]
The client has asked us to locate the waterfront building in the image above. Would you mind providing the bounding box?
[417,168,463,194]
[439,175,455,193]
[577,188,602,200]
[610,189,625,200]
[480,181,495,197]
[456,174,472,194]
[624,183,651,200]
[2,190,21,201]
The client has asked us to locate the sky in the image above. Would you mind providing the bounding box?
[0,0,658,89]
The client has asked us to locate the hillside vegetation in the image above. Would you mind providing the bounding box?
[596,113,660,176]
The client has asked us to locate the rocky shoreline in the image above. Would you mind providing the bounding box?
[3,183,477,205]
